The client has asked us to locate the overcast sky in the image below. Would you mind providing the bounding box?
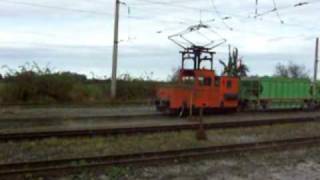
[0,0,319,80]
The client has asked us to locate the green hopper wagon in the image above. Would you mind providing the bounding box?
[239,77,315,110]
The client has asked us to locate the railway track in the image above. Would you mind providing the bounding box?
[1,116,320,142]
[0,112,161,122]
[1,109,317,123]
[0,136,319,177]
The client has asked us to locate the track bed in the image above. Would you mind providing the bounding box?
[1,107,320,133]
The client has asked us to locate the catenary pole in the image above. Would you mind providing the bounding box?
[313,37,319,98]
[111,0,120,98]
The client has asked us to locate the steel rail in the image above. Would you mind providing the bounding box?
[0,136,319,177]
[0,116,319,142]
[0,109,316,122]
[0,109,316,123]
[0,113,161,122]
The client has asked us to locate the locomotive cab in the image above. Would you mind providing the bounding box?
[155,46,239,115]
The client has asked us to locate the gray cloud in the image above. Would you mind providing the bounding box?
[0,42,314,80]
[0,0,319,80]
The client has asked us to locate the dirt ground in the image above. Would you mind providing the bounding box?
[56,145,320,180]
[130,149,320,180]
[140,148,320,180]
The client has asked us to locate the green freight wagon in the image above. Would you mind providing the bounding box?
[315,82,320,100]
[239,77,314,110]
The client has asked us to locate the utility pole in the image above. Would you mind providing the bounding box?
[313,37,319,98]
[111,0,120,99]
[255,0,258,17]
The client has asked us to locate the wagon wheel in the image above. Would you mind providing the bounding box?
[261,101,268,111]
[302,101,309,110]
[307,101,316,111]
[178,104,187,118]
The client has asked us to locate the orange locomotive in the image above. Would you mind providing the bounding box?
[155,46,239,115]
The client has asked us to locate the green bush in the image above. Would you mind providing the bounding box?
[0,82,4,103]
[116,80,157,100]
[1,63,88,103]
[0,63,163,105]
[2,71,84,103]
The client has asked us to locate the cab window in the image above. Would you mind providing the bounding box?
[214,77,220,87]
[226,80,232,89]
[198,77,212,86]
[182,76,195,85]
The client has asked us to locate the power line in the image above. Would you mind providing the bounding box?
[131,0,234,33]
[133,0,206,11]
[253,0,286,23]
[253,0,316,19]
[133,0,320,32]
[272,0,285,24]
[145,0,320,44]
[128,0,320,44]
[210,0,233,31]
[218,1,320,31]
[0,0,112,15]
[3,0,319,45]
[255,0,258,17]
